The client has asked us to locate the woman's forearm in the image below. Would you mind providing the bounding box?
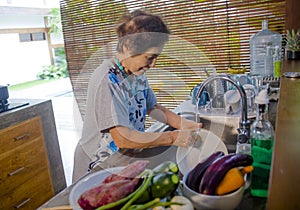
[109,125,198,149]
[148,103,183,129]
[109,126,175,148]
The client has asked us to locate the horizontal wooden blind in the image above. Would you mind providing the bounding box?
[60,0,286,127]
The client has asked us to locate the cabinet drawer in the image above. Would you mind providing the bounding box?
[0,116,43,153]
[1,170,54,210]
[0,137,52,197]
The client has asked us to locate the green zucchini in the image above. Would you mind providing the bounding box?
[150,172,180,198]
[134,172,180,203]
[152,161,179,175]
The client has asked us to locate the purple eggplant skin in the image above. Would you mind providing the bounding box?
[186,151,225,192]
[199,153,253,195]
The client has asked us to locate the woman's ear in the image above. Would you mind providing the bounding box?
[122,44,132,58]
[122,45,128,53]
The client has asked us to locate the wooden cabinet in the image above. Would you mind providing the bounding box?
[0,116,55,210]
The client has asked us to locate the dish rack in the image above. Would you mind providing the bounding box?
[262,76,280,88]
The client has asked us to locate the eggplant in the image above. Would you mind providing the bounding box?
[185,151,225,192]
[199,153,253,195]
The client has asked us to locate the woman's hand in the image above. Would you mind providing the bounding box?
[171,130,199,147]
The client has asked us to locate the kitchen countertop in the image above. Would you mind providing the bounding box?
[267,59,300,209]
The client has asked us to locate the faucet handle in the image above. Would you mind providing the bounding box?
[236,128,251,154]
[237,128,250,144]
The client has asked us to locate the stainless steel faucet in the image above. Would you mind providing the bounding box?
[195,74,251,150]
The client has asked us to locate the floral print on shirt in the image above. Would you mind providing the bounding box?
[89,65,148,170]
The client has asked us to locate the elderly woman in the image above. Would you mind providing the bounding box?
[73,10,202,181]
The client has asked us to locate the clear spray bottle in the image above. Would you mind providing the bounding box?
[250,86,274,197]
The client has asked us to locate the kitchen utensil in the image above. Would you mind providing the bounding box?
[176,129,228,176]
[224,89,241,114]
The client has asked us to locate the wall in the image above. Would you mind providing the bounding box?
[0,0,59,8]
[285,0,300,30]
[0,13,52,85]
[0,32,51,85]
[0,0,62,85]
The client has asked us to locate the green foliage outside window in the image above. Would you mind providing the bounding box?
[37,47,68,79]
[37,8,68,79]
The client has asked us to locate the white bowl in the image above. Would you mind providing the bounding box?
[69,167,124,210]
[182,172,244,210]
[176,129,228,176]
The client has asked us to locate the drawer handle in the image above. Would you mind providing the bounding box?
[14,198,31,209]
[8,166,25,176]
[14,132,31,141]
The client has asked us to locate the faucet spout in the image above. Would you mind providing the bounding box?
[195,74,251,152]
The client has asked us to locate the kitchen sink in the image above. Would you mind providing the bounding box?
[184,111,244,153]
[147,99,277,154]
[146,110,242,153]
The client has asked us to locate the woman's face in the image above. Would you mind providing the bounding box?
[122,47,163,76]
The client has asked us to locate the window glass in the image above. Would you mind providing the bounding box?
[32,32,46,41]
[19,33,32,42]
